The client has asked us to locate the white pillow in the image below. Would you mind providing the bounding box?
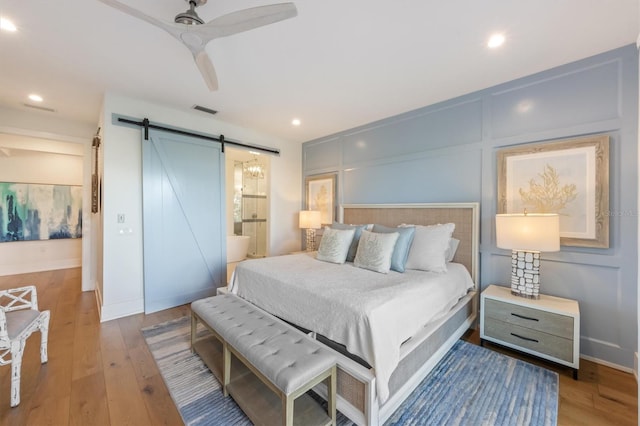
[404,223,455,273]
[400,227,458,262]
[446,238,460,262]
[316,227,355,264]
[354,230,399,274]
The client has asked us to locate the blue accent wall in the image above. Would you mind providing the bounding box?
[302,45,638,369]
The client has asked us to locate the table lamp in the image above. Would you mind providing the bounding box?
[299,210,321,251]
[496,212,560,299]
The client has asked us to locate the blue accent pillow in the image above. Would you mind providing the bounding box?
[372,224,415,272]
[331,223,369,262]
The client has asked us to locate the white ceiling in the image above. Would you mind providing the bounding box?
[1,0,638,144]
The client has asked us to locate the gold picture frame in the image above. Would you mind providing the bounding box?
[305,173,337,226]
[497,134,609,248]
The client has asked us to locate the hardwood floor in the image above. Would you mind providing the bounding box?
[0,268,637,425]
[0,268,184,426]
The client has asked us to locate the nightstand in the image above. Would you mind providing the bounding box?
[480,284,580,379]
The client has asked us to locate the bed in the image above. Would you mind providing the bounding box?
[229,203,479,426]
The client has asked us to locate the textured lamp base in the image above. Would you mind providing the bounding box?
[510,250,541,299]
[305,228,317,251]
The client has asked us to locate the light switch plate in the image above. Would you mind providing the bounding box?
[117,213,125,223]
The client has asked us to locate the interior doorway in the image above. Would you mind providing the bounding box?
[225,147,270,258]
[0,132,90,290]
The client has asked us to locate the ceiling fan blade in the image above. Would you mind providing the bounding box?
[193,50,219,91]
[196,3,298,41]
[98,0,296,91]
[97,0,182,38]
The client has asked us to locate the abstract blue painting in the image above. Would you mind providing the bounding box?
[0,182,82,242]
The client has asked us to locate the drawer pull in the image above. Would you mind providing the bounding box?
[510,332,539,343]
[511,312,539,322]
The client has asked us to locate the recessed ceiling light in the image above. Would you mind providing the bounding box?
[28,94,43,102]
[0,17,17,32]
[488,33,505,49]
[291,118,301,126]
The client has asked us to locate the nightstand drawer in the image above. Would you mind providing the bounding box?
[484,298,574,339]
[484,317,573,362]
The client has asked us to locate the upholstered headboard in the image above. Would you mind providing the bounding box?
[341,203,479,285]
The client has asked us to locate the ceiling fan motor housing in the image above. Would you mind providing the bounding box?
[175,0,207,25]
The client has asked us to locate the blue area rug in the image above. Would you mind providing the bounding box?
[142,316,558,426]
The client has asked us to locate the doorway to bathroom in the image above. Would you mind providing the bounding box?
[225,147,270,260]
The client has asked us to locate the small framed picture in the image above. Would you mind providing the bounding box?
[305,173,337,226]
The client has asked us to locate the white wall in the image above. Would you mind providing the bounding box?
[0,132,86,276]
[0,141,82,184]
[99,92,301,321]
[637,0,640,409]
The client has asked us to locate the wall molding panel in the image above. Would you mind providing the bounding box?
[302,44,639,369]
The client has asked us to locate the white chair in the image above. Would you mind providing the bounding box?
[0,285,50,407]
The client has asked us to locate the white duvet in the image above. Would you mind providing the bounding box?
[230,252,474,403]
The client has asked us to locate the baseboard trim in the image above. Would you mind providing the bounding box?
[94,284,103,320]
[581,354,634,374]
[100,298,144,322]
[0,258,81,276]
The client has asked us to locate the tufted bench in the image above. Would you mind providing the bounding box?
[191,294,337,426]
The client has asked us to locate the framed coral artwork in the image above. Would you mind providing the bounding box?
[497,134,609,248]
[305,173,337,226]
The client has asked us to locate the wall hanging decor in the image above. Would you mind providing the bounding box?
[0,182,83,242]
[497,134,609,248]
[91,127,101,213]
[305,173,337,226]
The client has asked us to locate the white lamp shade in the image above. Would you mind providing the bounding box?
[299,210,321,229]
[496,213,560,252]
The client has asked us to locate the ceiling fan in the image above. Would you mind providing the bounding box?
[98,0,297,90]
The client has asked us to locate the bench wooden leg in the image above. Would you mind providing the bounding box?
[328,366,337,425]
[223,342,231,397]
[190,314,197,353]
[283,394,294,426]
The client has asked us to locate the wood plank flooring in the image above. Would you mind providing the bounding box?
[0,268,637,425]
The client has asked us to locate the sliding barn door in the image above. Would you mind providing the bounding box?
[142,128,225,313]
